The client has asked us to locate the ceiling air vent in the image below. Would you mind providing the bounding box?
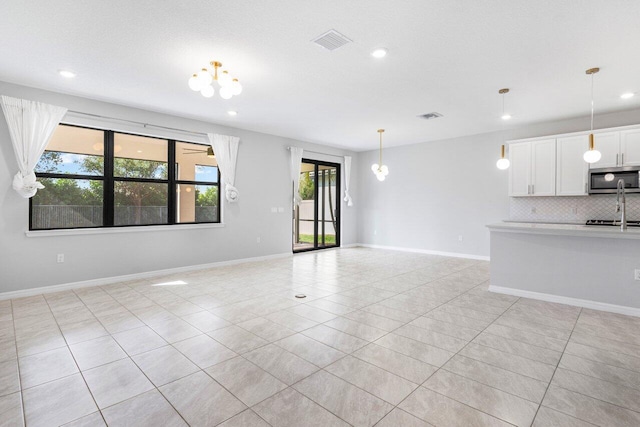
[312,30,352,51]
[418,112,443,120]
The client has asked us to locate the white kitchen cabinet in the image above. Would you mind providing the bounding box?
[591,132,620,168]
[621,129,640,166]
[591,130,640,168]
[556,135,589,195]
[508,139,556,196]
[509,143,531,196]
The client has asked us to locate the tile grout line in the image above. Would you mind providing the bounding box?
[42,292,109,426]
[528,306,583,427]
[9,300,26,427]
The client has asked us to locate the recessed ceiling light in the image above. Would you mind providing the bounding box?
[227,110,237,116]
[371,48,388,58]
[58,70,76,78]
[621,92,635,99]
[501,114,512,120]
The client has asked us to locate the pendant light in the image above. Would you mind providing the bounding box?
[496,88,511,170]
[371,129,389,181]
[583,67,602,163]
[496,144,510,170]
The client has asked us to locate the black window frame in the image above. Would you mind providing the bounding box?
[30,124,221,231]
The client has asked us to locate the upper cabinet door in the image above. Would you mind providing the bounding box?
[556,135,589,196]
[621,129,640,166]
[531,139,556,196]
[509,142,531,196]
[591,132,620,168]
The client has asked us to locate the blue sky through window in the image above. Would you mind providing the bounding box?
[195,165,218,183]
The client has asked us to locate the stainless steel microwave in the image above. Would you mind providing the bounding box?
[589,166,640,194]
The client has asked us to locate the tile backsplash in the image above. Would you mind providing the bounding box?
[509,194,640,223]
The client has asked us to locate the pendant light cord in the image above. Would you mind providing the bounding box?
[590,73,595,132]
[378,132,382,169]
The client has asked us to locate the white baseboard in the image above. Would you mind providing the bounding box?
[356,243,490,261]
[489,285,640,318]
[0,252,293,301]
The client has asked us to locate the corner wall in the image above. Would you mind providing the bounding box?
[0,82,358,292]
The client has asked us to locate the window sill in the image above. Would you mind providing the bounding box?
[25,223,225,238]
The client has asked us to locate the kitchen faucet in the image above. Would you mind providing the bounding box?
[615,179,627,231]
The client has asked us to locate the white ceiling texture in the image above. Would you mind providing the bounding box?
[1,0,639,151]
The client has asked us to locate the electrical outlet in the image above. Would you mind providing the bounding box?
[270,207,277,213]
[571,207,578,215]
[57,253,64,263]
[278,207,284,213]
[635,269,640,281]
[458,235,463,242]
[530,207,537,214]
[256,237,261,243]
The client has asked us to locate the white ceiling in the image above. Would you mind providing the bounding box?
[1,0,639,151]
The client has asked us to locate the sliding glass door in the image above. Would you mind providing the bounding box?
[293,159,340,252]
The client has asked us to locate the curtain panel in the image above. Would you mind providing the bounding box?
[207,133,240,203]
[289,147,304,206]
[0,96,68,198]
[343,155,353,206]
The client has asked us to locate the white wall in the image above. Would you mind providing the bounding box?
[0,82,358,292]
[355,107,640,257]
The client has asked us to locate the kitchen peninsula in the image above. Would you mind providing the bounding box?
[488,222,640,315]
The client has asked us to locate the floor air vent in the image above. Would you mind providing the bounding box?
[312,30,352,51]
[418,112,443,120]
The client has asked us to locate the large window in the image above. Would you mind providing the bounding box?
[31,125,220,230]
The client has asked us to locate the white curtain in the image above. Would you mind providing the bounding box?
[289,146,304,206]
[207,133,240,203]
[343,155,353,206]
[0,96,68,198]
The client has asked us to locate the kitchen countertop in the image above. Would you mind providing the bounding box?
[487,221,640,240]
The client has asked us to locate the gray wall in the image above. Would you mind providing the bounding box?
[0,82,358,292]
[2,79,639,292]
[355,107,640,257]
[490,231,640,310]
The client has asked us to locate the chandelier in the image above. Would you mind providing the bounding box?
[188,61,243,100]
[371,129,389,181]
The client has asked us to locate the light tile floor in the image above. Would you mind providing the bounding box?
[1,247,640,426]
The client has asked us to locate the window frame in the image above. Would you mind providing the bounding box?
[30,124,221,231]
